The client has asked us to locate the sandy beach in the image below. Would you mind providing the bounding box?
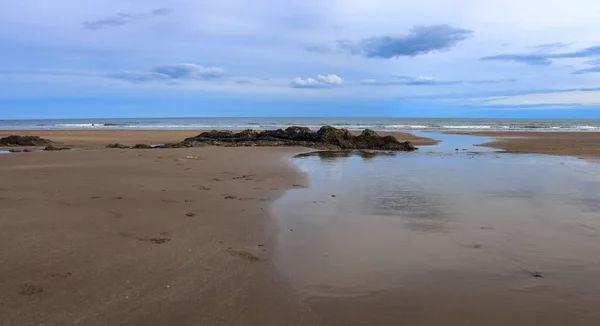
[0,143,320,325]
[0,129,436,325]
[2,129,600,325]
[449,131,600,158]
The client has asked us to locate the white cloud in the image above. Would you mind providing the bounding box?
[151,64,225,80]
[107,64,226,83]
[290,74,344,88]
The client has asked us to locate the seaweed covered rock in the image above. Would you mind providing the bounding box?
[0,135,52,147]
[179,126,417,151]
[44,145,70,151]
[106,143,130,149]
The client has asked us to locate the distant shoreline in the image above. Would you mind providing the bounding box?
[1,117,599,132]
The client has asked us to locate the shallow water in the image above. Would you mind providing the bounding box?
[0,150,11,154]
[275,133,600,325]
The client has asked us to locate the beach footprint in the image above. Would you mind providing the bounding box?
[225,249,261,262]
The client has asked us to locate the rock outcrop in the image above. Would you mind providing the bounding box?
[0,135,52,147]
[44,145,70,151]
[177,126,416,151]
[106,143,130,149]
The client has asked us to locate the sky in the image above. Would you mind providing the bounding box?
[2,0,600,119]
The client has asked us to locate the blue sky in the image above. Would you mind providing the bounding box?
[2,0,600,119]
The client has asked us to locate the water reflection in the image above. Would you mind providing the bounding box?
[275,134,600,317]
[295,150,398,161]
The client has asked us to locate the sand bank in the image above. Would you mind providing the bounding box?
[448,131,600,158]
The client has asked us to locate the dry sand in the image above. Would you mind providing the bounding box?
[450,131,600,158]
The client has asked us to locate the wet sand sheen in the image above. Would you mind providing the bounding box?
[0,147,318,325]
[275,140,600,325]
[448,131,600,159]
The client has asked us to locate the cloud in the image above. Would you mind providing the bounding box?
[83,8,173,30]
[572,66,600,74]
[469,78,518,84]
[305,44,334,54]
[486,91,600,106]
[290,74,344,88]
[151,64,225,80]
[306,25,472,59]
[480,54,552,65]
[106,72,169,83]
[532,42,569,52]
[480,44,600,66]
[401,87,600,102]
[343,25,472,58]
[556,45,600,59]
[362,75,516,86]
[108,64,225,83]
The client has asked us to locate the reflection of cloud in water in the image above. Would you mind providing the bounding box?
[362,182,454,233]
[565,181,600,213]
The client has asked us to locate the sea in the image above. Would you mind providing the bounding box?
[0,117,599,132]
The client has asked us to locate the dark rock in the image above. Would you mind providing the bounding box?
[234,129,260,139]
[133,144,153,149]
[160,142,194,148]
[529,271,543,278]
[106,143,129,149]
[0,135,52,146]
[44,144,70,151]
[178,126,417,151]
[8,149,24,153]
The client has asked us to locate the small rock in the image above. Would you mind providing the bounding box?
[106,143,129,149]
[530,271,543,278]
[0,135,52,146]
[44,144,70,151]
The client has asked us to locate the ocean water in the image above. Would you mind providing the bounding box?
[1,117,599,131]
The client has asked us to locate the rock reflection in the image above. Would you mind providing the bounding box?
[295,150,397,162]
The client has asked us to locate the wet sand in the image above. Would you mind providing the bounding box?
[0,145,321,325]
[4,129,599,325]
[0,130,439,150]
[275,139,600,325]
[449,131,600,158]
